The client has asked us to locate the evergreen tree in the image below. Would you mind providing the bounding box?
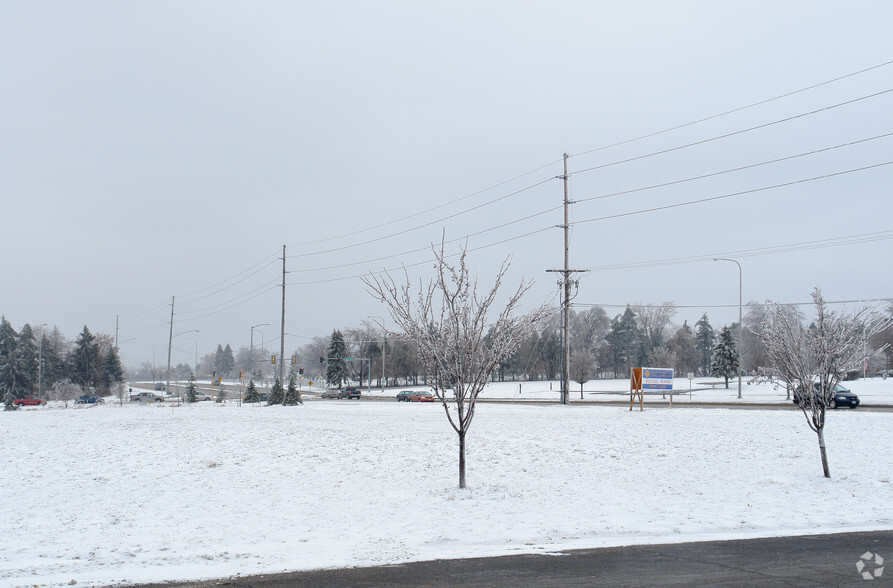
[710,326,739,388]
[695,313,716,376]
[216,385,227,403]
[325,329,349,388]
[244,379,260,403]
[17,324,38,394]
[185,373,197,403]
[268,378,284,405]
[3,391,18,411]
[220,344,235,377]
[284,372,302,405]
[39,332,66,390]
[213,344,224,374]
[606,306,643,375]
[69,326,100,388]
[102,347,125,392]
[0,317,29,398]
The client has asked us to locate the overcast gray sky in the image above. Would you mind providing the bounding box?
[2,1,891,369]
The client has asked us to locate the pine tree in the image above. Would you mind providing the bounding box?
[69,326,100,388]
[17,324,38,394]
[283,372,302,405]
[710,326,739,388]
[102,347,125,392]
[221,344,235,377]
[606,306,643,375]
[268,378,284,405]
[244,379,260,403]
[185,373,197,403]
[695,314,716,376]
[325,329,349,388]
[216,386,227,403]
[3,391,18,411]
[0,317,28,398]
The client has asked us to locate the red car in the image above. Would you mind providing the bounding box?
[409,391,436,402]
[14,395,47,406]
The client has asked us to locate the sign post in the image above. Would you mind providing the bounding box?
[643,367,674,406]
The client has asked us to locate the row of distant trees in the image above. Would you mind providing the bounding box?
[0,317,124,402]
[290,301,892,390]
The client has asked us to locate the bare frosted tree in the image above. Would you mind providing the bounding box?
[761,288,888,478]
[364,241,552,488]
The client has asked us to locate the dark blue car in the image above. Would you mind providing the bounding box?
[76,394,104,404]
[792,383,859,409]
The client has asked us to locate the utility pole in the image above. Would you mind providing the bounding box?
[279,245,286,385]
[166,296,174,398]
[548,153,584,405]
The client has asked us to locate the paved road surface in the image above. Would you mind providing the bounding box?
[131,530,891,587]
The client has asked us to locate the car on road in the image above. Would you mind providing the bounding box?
[409,391,436,402]
[194,391,212,401]
[320,390,340,399]
[130,391,164,403]
[154,383,166,391]
[340,387,362,400]
[13,395,47,406]
[75,394,104,404]
[396,390,413,402]
[792,383,860,409]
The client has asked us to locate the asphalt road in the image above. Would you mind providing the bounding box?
[130,530,891,587]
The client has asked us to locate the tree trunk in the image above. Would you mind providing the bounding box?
[458,429,466,489]
[817,426,831,478]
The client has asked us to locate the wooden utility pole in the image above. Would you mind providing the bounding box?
[279,245,286,385]
[562,153,570,405]
[548,153,584,405]
[166,296,174,398]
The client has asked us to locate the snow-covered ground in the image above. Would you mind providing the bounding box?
[2,379,892,587]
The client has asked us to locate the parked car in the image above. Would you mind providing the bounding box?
[321,390,340,399]
[396,390,413,402]
[130,391,164,403]
[793,383,860,409]
[75,394,104,404]
[193,392,212,401]
[13,395,46,406]
[340,387,362,400]
[409,391,436,402]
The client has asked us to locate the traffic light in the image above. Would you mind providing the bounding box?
[299,367,304,375]
[239,369,244,380]
[271,355,277,364]
[291,355,296,364]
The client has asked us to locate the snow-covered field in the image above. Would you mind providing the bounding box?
[2,379,892,587]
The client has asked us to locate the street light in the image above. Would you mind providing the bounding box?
[185,337,198,373]
[369,315,386,392]
[714,258,743,399]
[250,323,270,382]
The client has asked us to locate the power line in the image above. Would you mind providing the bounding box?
[570,88,893,177]
[570,161,893,227]
[288,177,556,259]
[286,163,562,252]
[580,230,893,272]
[574,131,893,205]
[569,58,893,159]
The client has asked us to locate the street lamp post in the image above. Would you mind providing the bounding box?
[185,337,198,373]
[250,323,270,384]
[714,258,743,399]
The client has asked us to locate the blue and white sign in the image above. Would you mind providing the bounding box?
[642,368,674,390]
